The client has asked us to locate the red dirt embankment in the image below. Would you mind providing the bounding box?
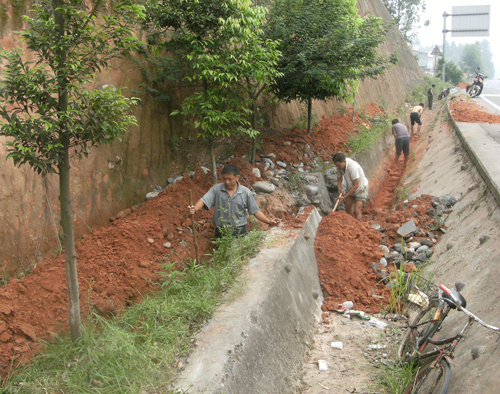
[450,97,500,124]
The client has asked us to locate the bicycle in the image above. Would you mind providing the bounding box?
[396,272,500,394]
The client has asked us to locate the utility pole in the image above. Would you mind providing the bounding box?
[442,12,448,83]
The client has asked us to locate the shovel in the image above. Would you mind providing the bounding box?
[188,190,200,263]
[332,193,343,212]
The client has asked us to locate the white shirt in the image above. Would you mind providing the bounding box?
[339,158,368,192]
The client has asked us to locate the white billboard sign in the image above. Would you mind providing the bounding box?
[451,5,490,37]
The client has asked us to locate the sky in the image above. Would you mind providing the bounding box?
[415,0,499,76]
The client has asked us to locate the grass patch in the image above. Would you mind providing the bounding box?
[346,116,390,154]
[1,231,265,393]
[376,360,415,394]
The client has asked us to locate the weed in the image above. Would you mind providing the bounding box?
[287,173,304,194]
[347,117,391,154]
[293,103,319,130]
[338,106,348,116]
[376,360,415,394]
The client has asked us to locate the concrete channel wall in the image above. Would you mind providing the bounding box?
[175,210,323,394]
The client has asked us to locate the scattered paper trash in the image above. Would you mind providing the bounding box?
[331,341,343,350]
[368,344,387,350]
[318,360,328,371]
[368,316,388,329]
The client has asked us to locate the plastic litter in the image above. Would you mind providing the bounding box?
[331,341,343,350]
[318,360,328,371]
[368,344,387,350]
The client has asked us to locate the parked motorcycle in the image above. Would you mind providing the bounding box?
[466,69,487,98]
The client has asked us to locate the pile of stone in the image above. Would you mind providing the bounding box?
[371,195,458,287]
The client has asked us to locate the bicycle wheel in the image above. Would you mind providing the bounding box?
[403,358,451,394]
[398,302,441,362]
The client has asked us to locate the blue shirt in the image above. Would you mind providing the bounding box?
[201,183,260,227]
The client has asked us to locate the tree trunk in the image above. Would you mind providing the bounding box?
[307,98,312,134]
[209,138,217,185]
[250,101,257,166]
[58,144,82,339]
[54,0,82,339]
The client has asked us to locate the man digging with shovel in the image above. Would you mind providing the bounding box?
[332,152,369,221]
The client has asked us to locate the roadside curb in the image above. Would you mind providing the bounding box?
[446,100,500,207]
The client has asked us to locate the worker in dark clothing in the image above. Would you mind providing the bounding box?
[427,84,435,110]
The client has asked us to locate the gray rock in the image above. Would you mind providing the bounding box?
[393,243,402,252]
[270,177,280,187]
[414,253,429,263]
[146,191,160,200]
[379,257,388,268]
[479,235,490,245]
[379,245,390,253]
[409,242,421,249]
[305,175,318,183]
[253,181,276,193]
[263,158,275,169]
[276,161,287,168]
[260,153,276,159]
[384,252,394,263]
[283,141,292,147]
[304,185,319,196]
[370,262,382,276]
[446,242,454,250]
[416,245,430,254]
[252,168,261,178]
[421,239,433,247]
[372,224,381,231]
[455,281,466,292]
[163,242,172,248]
[391,251,400,258]
[434,195,458,208]
[397,219,418,237]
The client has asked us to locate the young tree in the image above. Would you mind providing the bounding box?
[382,0,429,44]
[144,0,281,181]
[0,0,144,339]
[265,0,390,134]
[460,42,484,75]
[435,58,464,85]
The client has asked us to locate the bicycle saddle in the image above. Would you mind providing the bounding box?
[442,289,467,309]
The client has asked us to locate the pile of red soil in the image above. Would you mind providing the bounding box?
[456,82,469,89]
[315,211,389,313]
[450,97,500,124]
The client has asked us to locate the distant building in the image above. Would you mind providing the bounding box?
[411,45,440,75]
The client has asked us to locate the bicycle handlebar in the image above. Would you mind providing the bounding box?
[439,284,500,333]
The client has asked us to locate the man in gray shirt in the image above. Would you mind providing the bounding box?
[188,164,280,238]
[392,119,410,167]
[332,152,369,221]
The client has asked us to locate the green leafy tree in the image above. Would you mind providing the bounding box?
[144,0,281,181]
[435,58,464,85]
[382,0,429,44]
[460,42,484,75]
[265,0,390,134]
[0,0,144,339]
